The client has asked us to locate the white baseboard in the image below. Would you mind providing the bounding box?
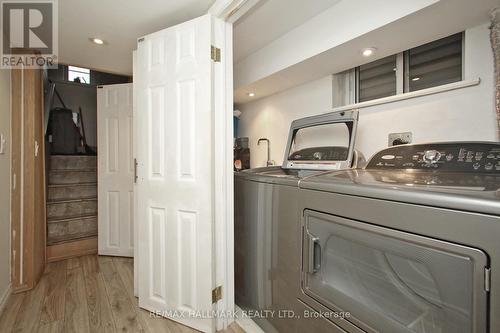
[0,284,11,316]
[234,306,265,333]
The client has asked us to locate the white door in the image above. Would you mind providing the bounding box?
[136,14,217,333]
[97,83,134,257]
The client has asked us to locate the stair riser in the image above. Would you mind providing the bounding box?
[48,185,97,201]
[50,156,97,170]
[47,217,97,245]
[49,171,97,185]
[47,200,97,219]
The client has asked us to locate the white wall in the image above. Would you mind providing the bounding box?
[238,23,498,168]
[235,0,437,89]
[238,75,333,167]
[0,69,11,306]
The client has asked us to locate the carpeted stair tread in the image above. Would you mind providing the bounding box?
[47,213,98,223]
[47,197,97,204]
[47,196,97,203]
[47,215,98,245]
[50,155,97,171]
[48,182,97,188]
[47,235,97,246]
[49,168,97,172]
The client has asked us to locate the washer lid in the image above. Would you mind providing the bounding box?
[282,110,359,171]
[299,169,500,215]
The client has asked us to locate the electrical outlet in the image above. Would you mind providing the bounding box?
[388,132,412,146]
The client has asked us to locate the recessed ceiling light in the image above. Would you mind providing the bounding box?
[361,47,376,57]
[248,92,255,97]
[412,77,421,81]
[90,38,105,45]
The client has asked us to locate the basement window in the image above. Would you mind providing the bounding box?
[68,66,91,84]
[335,32,464,105]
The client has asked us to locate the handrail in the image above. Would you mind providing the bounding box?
[44,82,55,134]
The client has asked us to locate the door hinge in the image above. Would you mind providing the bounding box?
[211,45,221,62]
[485,267,491,292]
[212,286,222,303]
[134,158,138,183]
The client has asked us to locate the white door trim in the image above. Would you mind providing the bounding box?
[209,0,261,23]
[212,16,233,332]
[208,1,260,330]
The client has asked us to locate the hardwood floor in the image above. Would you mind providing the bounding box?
[0,255,244,333]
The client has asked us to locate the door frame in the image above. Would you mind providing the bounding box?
[212,15,234,332]
[208,1,260,330]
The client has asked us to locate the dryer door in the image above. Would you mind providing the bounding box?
[302,210,488,333]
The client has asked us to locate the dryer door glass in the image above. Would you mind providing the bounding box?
[302,210,488,333]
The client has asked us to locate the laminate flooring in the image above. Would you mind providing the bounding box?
[0,255,244,333]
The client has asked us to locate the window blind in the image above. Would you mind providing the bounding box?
[407,33,463,92]
[357,55,397,102]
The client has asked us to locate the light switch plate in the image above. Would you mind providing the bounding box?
[388,132,412,146]
[0,133,5,154]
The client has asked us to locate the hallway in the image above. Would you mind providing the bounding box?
[0,256,242,333]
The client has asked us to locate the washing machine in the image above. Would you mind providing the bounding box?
[235,110,364,333]
[298,142,500,333]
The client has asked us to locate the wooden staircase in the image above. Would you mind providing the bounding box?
[47,155,98,246]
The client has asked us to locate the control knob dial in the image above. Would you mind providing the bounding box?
[312,152,323,160]
[423,150,442,164]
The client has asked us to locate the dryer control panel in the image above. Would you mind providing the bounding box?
[367,142,500,173]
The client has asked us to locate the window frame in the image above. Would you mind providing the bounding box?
[67,65,91,84]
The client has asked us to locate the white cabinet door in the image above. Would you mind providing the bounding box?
[97,83,134,257]
[136,14,216,333]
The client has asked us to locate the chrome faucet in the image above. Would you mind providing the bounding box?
[258,138,274,166]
